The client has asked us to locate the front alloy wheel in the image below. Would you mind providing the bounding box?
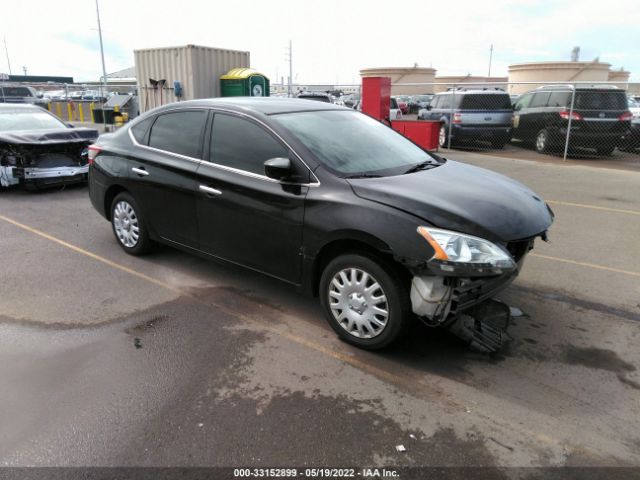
[319,254,410,349]
[328,267,389,339]
[535,129,550,153]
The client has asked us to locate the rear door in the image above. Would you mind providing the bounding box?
[573,90,629,136]
[127,109,207,247]
[195,112,310,284]
[458,93,513,127]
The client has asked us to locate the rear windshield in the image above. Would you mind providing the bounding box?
[459,94,512,110]
[1,87,33,97]
[574,92,627,110]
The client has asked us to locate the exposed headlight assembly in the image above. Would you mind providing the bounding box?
[417,226,516,275]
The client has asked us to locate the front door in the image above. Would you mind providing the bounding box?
[195,112,309,284]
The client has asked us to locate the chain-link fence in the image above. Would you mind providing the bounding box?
[393,81,640,161]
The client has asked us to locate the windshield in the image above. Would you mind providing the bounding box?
[0,110,67,132]
[272,110,440,177]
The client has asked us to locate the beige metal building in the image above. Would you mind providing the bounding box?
[433,76,508,93]
[359,67,436,95]
[507,61,619,94]
[134,44,250,112]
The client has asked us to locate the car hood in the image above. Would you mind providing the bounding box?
[348,160,553,242]
[0,128,99,145]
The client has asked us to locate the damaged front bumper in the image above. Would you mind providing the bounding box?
[2,164,89,188]
[409,237,536,352]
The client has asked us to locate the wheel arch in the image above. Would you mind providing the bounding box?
[310,231,409,297]
[104,184,129,221]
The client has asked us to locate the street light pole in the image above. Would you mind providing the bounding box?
[95,0,109,131]
[3,37,11,75]
[487,44,493,78]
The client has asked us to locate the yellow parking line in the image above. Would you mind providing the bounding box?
[0,214,182,294]
[546,200,640,216]
[530,253,640,278]
[0,213,621,460]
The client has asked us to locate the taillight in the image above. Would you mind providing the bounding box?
[87,145,102,165]
[559,110,583,121]
[619,111,633,121]
[452,113,462,124]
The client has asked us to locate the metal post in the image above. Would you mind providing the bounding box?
[3,37,11,74]
[488,44,493,77]
[447,86,455,150]
[95,0,108,132]
[562,85,576,161]
[288,40,293,98]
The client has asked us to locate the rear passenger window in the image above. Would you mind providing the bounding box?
[210,113,288,175]
[440,95,452,109]
[148,111,206,158]
[130,116,154,144]
[530,93,551,108]
[548,92,570,107]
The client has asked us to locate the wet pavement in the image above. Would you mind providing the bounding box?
[0,153,639,471]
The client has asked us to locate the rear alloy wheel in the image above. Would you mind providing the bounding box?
[111,192,152,255]
[439,124,449,148]
[319,254,410,350]
[535,129,550,154]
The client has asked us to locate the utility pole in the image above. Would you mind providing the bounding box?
[22,66,27,76]
[3,37,11,74]
[487,44,493,78]
[286,40,293,98]
[95,0,108,131]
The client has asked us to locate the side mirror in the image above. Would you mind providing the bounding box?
[426,105,432,111]
[264,157,292,181]
[66,122,75,128]
[37,92,44,98]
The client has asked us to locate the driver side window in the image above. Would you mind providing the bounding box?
[209,113,289,176]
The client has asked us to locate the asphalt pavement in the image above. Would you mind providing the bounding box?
[0,151,639,475]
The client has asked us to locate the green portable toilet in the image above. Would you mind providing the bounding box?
[220,68,270,97]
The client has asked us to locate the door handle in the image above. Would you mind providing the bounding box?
[132,167,149,176]
[199,185,222,196]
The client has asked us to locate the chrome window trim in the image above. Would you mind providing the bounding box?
[127,106,320,187]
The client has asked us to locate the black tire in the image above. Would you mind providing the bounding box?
[535,129,550,154]
[110,192,153,255]
[491,139,506,149]
[319,253,411,350]
[438,124,450,148]
[596,145,615,156]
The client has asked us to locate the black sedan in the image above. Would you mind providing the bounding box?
[88,98,553,350]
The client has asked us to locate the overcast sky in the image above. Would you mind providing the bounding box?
[2,0,639,84]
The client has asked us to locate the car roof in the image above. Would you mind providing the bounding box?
[436,89,508,95]
[0,103,42,112]
[149,97,346,115]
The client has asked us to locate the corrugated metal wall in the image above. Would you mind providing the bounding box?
[134,45,250,112]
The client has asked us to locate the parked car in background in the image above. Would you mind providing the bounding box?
[0,104,98,189]
[88,97,553,351]
[620,97,640,152]
[390,97,402,120]
[511,85,631,156]
[419,89,513,148]
[396,96,410,114]
[342,93,361,109]
[409,94,433,113]
[297,92,333,103]
[0,85,49,108]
